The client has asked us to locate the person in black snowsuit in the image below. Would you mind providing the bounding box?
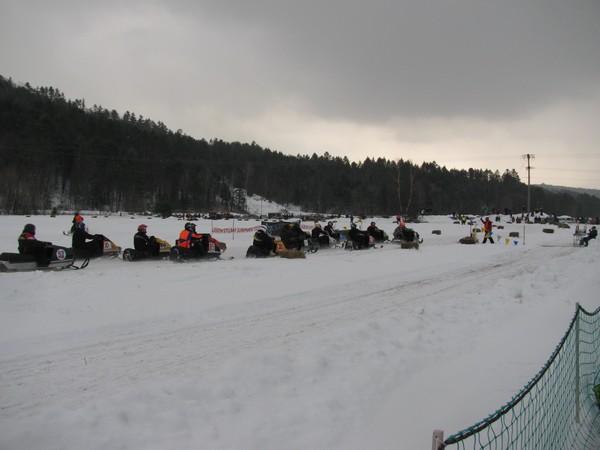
[580,226,597,247]
[324,221,340,241]
[311,223,331,246]
[18,223,53,267]
[280,222,307,250]
[367,221,386,242]
[134,224,160,258]
[249,225,276,257]
[393,222,416,242]
[348,223,370,249]
[70,212,84,234]
[72,222,104,257]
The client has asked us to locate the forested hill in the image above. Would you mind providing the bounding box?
[1,75,599,218]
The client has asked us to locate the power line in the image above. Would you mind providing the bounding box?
[534,167,600,174]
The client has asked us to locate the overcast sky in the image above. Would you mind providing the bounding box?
[2,0,600,189]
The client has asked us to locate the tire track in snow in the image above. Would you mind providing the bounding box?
[0,245,575,420]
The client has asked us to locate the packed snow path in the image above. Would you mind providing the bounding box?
[1,216,598,450]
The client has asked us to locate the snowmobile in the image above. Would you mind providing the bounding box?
[72,236,122,260]
[102,238,122,257]
[369,231,389,244]
[305,235,338,253]
[169,234,227,262]
[342,224,378,250]
[246,235,308,259]
[335,228,349,245]
[344,234,376,250]
[246,236,285,258]
[0,245,88,272]
[246,220,310,259]
[122,238,172,262]
[390,226,422,249]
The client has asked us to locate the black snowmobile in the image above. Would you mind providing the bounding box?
[391,225,423,249]
[344,225,376,250]
[0,245,88,272]
[72,237,122,260]
[170,234,226,262]
[304,235,339,253]
[122,238,171,262]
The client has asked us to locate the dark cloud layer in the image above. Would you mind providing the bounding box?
[3,0,599,121]
[188,0,600,121]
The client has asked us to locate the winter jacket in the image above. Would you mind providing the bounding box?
[178,229,203,248]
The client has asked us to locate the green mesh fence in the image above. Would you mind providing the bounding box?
[436,304,600,450]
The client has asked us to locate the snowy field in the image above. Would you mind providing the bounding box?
[0,214,598,450]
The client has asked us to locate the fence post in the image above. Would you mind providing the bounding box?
[575,302,580,424]
[431,429,444,450]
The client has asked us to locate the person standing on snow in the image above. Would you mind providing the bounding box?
[480,217,494,244]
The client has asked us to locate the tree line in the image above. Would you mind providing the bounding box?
[1,75,599,218]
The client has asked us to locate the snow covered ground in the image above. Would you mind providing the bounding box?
[0,214,598,450]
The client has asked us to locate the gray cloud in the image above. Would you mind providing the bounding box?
[1,0,599,187]
[184,0,600,121]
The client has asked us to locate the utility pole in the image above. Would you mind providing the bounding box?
[522,154,535,221]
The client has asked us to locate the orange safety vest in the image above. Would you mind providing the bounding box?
[178,229,202,248]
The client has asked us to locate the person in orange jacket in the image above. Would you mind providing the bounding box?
[178,222,227,256]
[178,222,206,254]
[480,217,495,244]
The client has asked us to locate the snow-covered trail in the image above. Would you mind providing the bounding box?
[1,215,597,450]
[0,237,578,441]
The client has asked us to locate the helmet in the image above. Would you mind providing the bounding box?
[75,215,83,223]
[399,222,405,227]
[350,223,357,229]
[78,221,86,230]
[138,224,148,233]
[371,222,376,226]
[327,221,333,226]
[184,222,196,231]
[258,225,268,232]
[315,223,322,229]
[24,223,36,234]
